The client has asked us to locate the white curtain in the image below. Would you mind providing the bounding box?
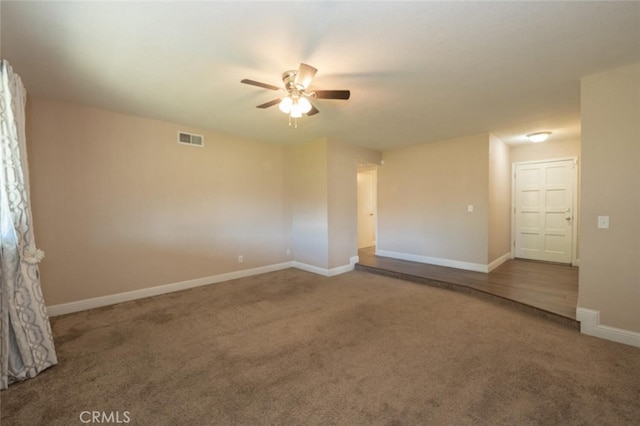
[0,60,57,390]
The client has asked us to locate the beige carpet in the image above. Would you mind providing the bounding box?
[2,269,639,425]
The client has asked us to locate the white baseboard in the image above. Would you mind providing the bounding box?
[376,249,490,273]
[47,256,360,317]
[576,307,640,348]
[488,252,511,272]
[47,262,293,317]
[292,256,358,277]
[292,261,329,276]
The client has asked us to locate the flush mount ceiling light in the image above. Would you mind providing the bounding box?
[526,131,552,143]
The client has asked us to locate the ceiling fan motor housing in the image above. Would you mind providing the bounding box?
[282,70,306,97]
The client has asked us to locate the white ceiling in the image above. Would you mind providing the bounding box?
[2,1,639,151]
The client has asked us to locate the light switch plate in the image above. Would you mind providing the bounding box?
[597,216,610,229]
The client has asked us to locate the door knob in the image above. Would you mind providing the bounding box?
[565,216,572,221]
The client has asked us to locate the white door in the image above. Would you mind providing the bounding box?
[357,171,376,249]
[514,159,575,263]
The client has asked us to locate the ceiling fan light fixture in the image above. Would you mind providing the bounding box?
[279,97,293,113]
[527,131,552,143]
[290,101,303,118]
[298,96,312,114]
[241,63,351,124]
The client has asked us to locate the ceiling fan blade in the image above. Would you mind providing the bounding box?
[295,63,318,89]
[256,99,282,109]
[313,90,351,100]
[306,105,320,116]
[241,79,280,91]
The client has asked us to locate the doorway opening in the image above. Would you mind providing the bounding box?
[357,164,377,252]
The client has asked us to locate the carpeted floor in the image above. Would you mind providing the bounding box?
[2,269,639,425]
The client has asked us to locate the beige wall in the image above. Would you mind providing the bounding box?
[488,134,511,263]
[378,133,490,265]
[287,139,381,271]
[287,139,329,269]
[579,62,640,332]
[510,138,580,164]
[327,139,381,268]
[27,98,381,306]
[27,98,290,305]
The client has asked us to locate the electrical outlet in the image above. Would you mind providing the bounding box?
[238,255,244,263]
[468,204,474,212]
[597,216,609,229]
[286,248,291,256]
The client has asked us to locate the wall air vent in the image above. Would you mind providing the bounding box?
[178,131,204,147]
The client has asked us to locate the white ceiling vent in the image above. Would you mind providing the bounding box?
[178,131,203,147]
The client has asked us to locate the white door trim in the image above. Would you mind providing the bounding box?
[357,165,378,249]
[511,157,579,266]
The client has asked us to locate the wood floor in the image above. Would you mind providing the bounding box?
[356,247,579,329]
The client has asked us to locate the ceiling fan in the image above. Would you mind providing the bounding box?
[241,63,350,126]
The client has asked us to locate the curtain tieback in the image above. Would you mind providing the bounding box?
[22,247,45,265]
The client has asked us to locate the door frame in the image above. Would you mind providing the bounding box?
[357,165,378,250]
[510,157,579,266]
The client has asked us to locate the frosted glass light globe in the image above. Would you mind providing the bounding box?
[290,101,303,118]
[298,97,312,114]
[279,97,293,113]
